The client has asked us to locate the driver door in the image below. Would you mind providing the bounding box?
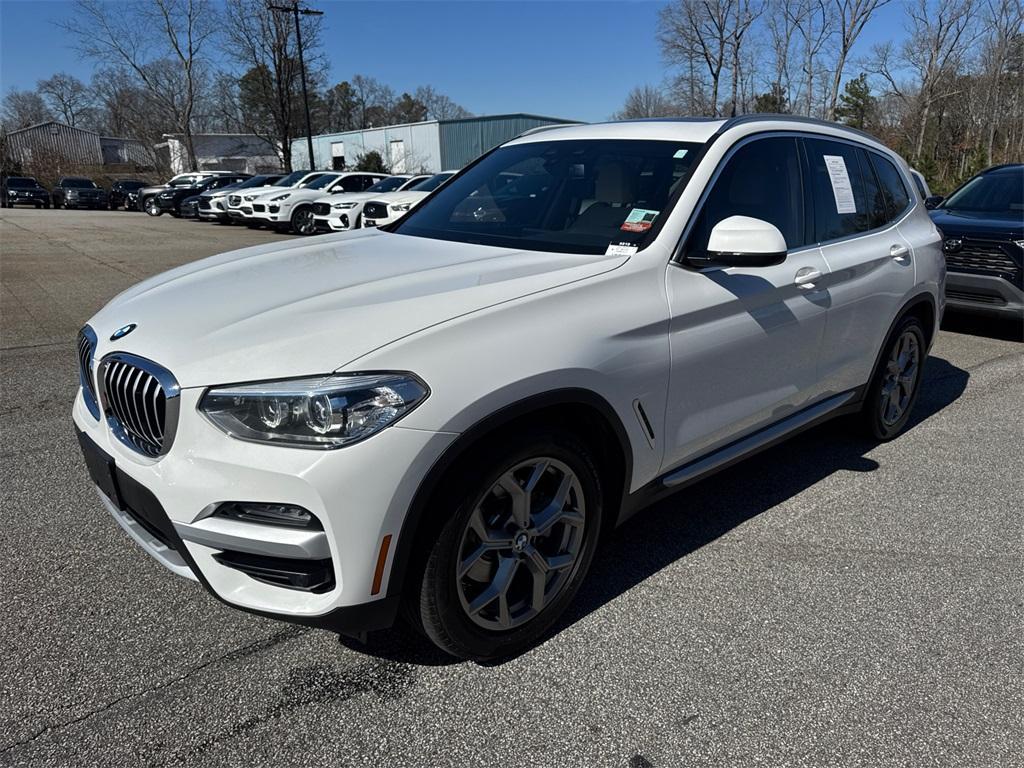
[662,135,832,471]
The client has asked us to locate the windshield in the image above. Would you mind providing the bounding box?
[367,176,410,193]
[303,174,340,190]
[276,170,309,187]
[409,173,454,193]
[7,177,37,188]
[393,140,704,254]
[942,170,1023,214]
[119,181,146,190]
[63,178,98,189]
[169,177,197,187]
[238,175,282,189]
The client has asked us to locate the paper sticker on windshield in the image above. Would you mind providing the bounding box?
[673,149,689,159]
[606,242,638,256]
[823,155,857,214]
[621,208,659,232]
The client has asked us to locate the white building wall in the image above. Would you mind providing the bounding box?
[293,122,443,173]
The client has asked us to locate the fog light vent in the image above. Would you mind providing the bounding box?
[213,502,322,530]
[212,550,334,592]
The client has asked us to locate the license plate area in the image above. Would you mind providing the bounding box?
[77,430,124,509]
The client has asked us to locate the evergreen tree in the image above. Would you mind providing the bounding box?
[835,74,876,129]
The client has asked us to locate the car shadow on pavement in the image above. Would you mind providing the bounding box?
[341,355,969,667]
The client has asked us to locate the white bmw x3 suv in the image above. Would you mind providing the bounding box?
[74,117,943,660]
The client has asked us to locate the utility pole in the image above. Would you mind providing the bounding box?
[268,1,322,171]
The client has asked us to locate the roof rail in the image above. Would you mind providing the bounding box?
[716,114,882,144]
[979,162,1023,173]
[516,123,580,138]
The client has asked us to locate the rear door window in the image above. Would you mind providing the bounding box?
[805,137,877,242]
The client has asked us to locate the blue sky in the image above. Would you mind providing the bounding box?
[0,0,907,123]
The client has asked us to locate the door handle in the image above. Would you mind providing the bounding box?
[794,267,822,289]
[890,244,910,262]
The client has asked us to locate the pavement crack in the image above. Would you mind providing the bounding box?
[0,626,310,755]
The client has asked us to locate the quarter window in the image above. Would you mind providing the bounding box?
[869,154,910,220]
[688,136,806,254]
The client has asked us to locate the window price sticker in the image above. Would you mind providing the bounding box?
[823,155,857,214]
[606,242,638,256]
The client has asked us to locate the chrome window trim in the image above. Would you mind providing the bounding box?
[671,129,917,266]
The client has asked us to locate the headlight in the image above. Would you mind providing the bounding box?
[390,202,413,212]
[199,373,429,449]
[271,193,292,202]
[332,201,358,210]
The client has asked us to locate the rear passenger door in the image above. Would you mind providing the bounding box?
[662,135,832,470]
[802,137,917,394]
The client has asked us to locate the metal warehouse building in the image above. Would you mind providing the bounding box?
[4,120,152,168]
[291,113,579,173]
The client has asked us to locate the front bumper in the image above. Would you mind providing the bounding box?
[313,213,348,232]
[945,271,1024,320]
[73,386,456,631]
[6,192,49,205]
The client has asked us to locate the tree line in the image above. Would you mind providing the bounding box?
[0,0,471,172]
[615,0,1023,192]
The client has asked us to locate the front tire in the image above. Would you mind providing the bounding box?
[413,430,603,661]
[860,315,926,440]
[291,205,316,235]
[145,198,162,216]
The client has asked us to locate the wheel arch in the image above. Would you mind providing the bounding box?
[862,290,937,404]
[384,387,633,603]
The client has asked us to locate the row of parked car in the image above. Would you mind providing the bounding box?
[1,169,460,236]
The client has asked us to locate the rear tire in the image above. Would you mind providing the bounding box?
[411,429,603,661]
[859,315,926,440]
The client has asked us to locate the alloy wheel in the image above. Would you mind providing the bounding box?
[455,457,586,631]
[293,208,315,235]
[879,330,920,426]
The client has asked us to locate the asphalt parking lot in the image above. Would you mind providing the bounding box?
[1,207,1021,767]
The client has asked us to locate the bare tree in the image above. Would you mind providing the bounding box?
[793,0,834,117]
[727,0,762,115]
[825,0,892,119]
[659,0,734,116]
[36,73,95,128]
[219,0,324,171]
[1,90,53,129]
[873,0,979,162]
[413,86,472,120]
[612,84,677,119]
[64,0,217,170]
[978,0,1024,164]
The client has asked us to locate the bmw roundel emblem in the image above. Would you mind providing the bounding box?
[110,323,137,341]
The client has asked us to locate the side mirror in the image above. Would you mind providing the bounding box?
[690,216,788,268]
[924,195,944,210]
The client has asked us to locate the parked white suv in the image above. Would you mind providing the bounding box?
[225,170,328,225]
[312,175,430,233]
[360,171,456,227]
[73,117,943,661]
[246,171,388,234]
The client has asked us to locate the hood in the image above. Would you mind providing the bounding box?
[313,191,376,205]
[87,228,629,388]
[140,184,168,195]
[275,187,333,204]
[366,190,430,206]
[929,208,1023,240]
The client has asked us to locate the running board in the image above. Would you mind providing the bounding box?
[661,391,858,488]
